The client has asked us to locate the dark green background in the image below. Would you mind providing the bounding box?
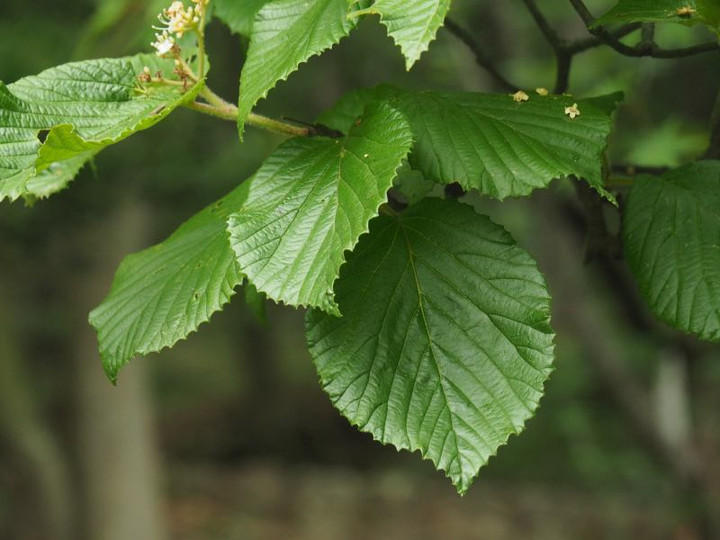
[1,1,719,538]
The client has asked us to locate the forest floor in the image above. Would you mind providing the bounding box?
[166,461,677,540]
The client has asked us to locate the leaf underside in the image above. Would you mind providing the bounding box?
[319,86,619,201]
[593,0,720,32]
[0,54,201,202]
[306,198,555,493]
[90,181,251,382]
[228,102,413,314]
[624,160,720,342]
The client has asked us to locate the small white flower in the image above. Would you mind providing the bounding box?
[512,90,529,103]
[535,87,549,96]
[676,6,696,17]
[564,103,581,119]
[154,0,206,38]
[152,31,175,56]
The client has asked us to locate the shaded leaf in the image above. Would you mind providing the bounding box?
[90,181,251,382]
[307,198,554,493]
[624,161,720,342]
[244,281,267,323]
[593,0,720,32]
[392,162,438,206]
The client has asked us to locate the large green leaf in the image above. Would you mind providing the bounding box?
[237,0,357,139]
[306,198,554,493]
[623,161,720,342]
[227,102,412,315]
[0,54,202,202]
[593,0,720,32]
[213,0,268,36]
[360,0,452,68]
[89,181,251,382]
[319,86,619,201]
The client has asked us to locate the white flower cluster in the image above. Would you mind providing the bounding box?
[151,0,210,57]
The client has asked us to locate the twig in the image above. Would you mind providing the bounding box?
[444,18,517,92]
[568,0,720,59]
[573,181,621,261]
[566,23,641,54]
[640,23,655,50]
[521,0,564,51]
[537,193,711,513]
[519,0,572,93]
[187,86,333,138]
[551,193,716,539]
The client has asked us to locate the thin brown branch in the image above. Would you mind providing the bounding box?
[566,23,642,54]
[523,0,565,51]
[518,1,638,92]
[535,193,705,481]
[568,0,720,59]
[444,18,517,92]
[640,23,656,49]
[554,52,572,94]
[519,0,573,93]
[521,0,564,51]
[549,190,717,538]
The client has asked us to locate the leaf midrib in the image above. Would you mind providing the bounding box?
[397,214,464,482]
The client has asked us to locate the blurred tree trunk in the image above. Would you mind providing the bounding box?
[530,192,719,539]
[72,197,166,540]
[0,287,75,540]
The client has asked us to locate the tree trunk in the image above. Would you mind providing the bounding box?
[73,197,166,540]
[0,287,75,540]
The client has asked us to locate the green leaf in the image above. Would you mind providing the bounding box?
[392,162,438,206]
[317,85,398,134]
[228,102,413,315]
[237,0,357,139]
[319,86,619,201]
[244,281,268,323]
[0,54,202,202]
[593,0,720,32]
[623,161,720,342]
[363,0,452,68]
[306,198,555,493]
[89,181,251,382]
[213,0,268,35]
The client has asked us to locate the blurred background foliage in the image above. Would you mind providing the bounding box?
[1,0,719,539]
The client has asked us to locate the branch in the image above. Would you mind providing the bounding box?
[185,86,336,138]
[533,193,706,481]
[520,0,573,93]
[547,194,718,537]
[568,0,720,59]
[573,181,621,261]
[566,23,641,54]
[444,18,517,92]
[521,0,564,51]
